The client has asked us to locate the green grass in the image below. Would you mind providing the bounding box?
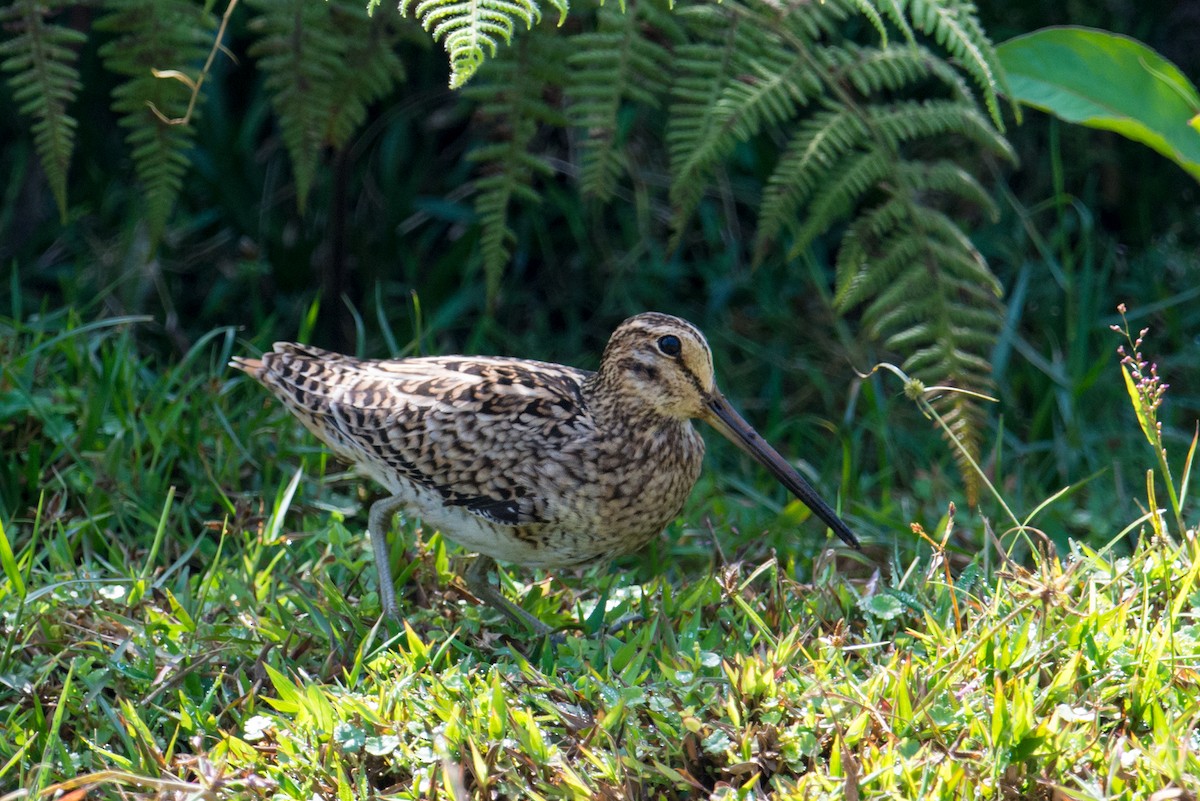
[1,306,1198,800]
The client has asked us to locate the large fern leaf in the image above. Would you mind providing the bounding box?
[250,0,405,212]
[249,0,339,211]
[808,136,1011,503]
[0,0,86,221]
[97,0,214,249]
[835,196,1002,500]
[759,98,1010,257]
[326,5,407,149]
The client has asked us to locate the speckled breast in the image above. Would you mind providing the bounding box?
[567,419,707,564]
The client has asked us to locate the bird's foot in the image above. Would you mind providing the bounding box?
[602,611,646,635]
[464,555,557,636]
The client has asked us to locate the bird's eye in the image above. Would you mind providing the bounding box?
[657,335,682,357]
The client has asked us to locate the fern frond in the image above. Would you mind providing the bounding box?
[835,198,997,310]
[846,0,889,46]
[787,149,894,257]
[757,96,1011,260]
[906,0,1006,128]
[834,197,1001,503]
[681,0,1008,255]
[249,0,341,212]
[464,33,567,309]
[779,0,856,41]
[866,244,994,337]
[870,99,1012,159]
[97,0,213,249]
[401,0,548,89]
[567,0,679,200]
[325,5,406,148]
[875,0,915,44]
[756,108,870,253]
[0,0,85,221]
[894,159,997,216]
[840,194,910,249]
[828,43,972,100]
[249,0,404,212]
[667,3,820,238]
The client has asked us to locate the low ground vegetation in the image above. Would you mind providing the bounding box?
[1,305,1196,799]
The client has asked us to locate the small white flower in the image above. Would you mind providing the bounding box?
[243,715,275,741]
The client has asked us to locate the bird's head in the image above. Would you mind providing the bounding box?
[596,312,717,420]
[595,312,861,550]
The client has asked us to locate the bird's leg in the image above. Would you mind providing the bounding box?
[368,495,407,620]
[604,612,647,634]
[464,555,553,636]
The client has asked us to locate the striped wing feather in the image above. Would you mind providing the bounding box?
[246,343,597,526]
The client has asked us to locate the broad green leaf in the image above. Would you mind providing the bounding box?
[0,519,26,600]
[997,26,1200,181]
[990,674,1006,747]
[263,663,304,712]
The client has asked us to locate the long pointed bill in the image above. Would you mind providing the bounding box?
[704,390,860,550]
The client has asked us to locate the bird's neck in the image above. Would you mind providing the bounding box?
[582,371,688,439]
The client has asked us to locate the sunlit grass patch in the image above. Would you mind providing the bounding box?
[1,309,1197,799]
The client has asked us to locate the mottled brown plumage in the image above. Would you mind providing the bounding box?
[231,312,858,632]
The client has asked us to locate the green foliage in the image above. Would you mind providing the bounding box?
[0,0,85,222]
[665,0,829,241]
[0,0,406,245]
[96,0,214,249]
[835,196,1003,501]
[742,66,1013,497]
[249,0,407,211]
[566,0,681,200]
[905,0,1006,125]
[463,33,568,307]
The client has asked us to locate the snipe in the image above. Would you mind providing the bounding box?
[232,312,859,632]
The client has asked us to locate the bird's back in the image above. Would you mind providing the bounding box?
[233,342,705,566]
[234,342,597,516]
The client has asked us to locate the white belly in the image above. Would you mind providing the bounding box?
[369,468,588,567]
